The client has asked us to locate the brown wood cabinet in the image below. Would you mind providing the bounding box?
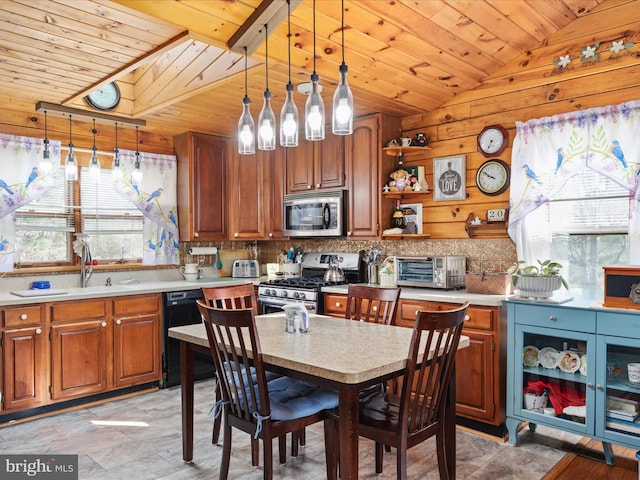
[286,134,345,193]
[112,294,162,388]
[345,114,401,238]
[175,132,228,241]
[1,305,47,412]
[227,147,287,240]
[324,293,506,428]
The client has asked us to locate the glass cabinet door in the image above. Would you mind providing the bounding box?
[515,324,595,435]
[596,334,640,446]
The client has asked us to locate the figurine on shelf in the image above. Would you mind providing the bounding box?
[391,200,405,229]
[410,133,428,147]
[387,169,412,192]
[470,216,482,225]
[382,184,391,193]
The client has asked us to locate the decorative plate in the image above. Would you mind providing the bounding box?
[580,355,587,376]
[538,347,559,369]
[523,345,539,367]
[558,350,581,373]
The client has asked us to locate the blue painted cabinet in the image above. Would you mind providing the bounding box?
[506,300,640,460]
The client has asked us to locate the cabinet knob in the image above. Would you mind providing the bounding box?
[373,306,378,312]
[596,384,604,391]
[20,314,28,320]
[234,232,239,238]
[587,383,594,388]
[116,319,122,325]
[269,232,273,237]
[316,183,320,188]
[194,232,199,238]
[35,328,42,335]
[549,315,557,321]
[347,231,352,236]
[307,185,312,189]
[336,302,342,307]
[101,321,107,328]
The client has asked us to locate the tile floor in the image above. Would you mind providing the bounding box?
[0,379,582,479]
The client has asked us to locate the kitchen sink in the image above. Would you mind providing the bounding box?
[75,285,133,294]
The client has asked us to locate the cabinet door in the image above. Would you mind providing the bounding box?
[315,134,344,190]
[266,148,287,239]
[175,132,227,241]
[113,314,161,388]
[228,150,266,240]
[2,326,46,411]
[346,115,379,238]
[286,139,315,192]
[50,319,109,399]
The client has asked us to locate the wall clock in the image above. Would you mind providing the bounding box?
[477,124,508,158]
[476,159,510,196]
[85,82,121,111]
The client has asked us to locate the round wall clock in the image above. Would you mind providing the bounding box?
[476,159,510,196]
[477,124,508,158]
[85,82,121,111]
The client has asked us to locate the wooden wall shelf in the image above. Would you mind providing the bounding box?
[381,233,431,239]
[465,213,509,239]
[383,146,430,156]
[382,191,430,199]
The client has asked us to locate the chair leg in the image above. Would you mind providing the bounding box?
[278,435,287,464]
[298,427,306,446]
[264,435,274,480]
[212,386,222,444]
[397,443,408,480]
[252,438,259,466]
[435,430,450,480]
[375,441,384,474]
[220,419,232,480]
[323,417,339,480]
[291,431,299,457]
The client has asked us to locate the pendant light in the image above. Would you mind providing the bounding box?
[89,119,101,181]
[112,122,123,181]
[332,0,353,135]
[258,24,276,151]
[65,115,78,181]
[305,0,325,141]
[132,126,143,186]
[39,110,53,174]
[280,0,298,147]
[238,46,256,155]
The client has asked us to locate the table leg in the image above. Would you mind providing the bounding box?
[180,341,195,462]
[444,361,457,479]
[338,387,360,480]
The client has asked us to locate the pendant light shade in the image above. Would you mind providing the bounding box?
[65,115,78,181]
[39,110,53,174]
[238,46,256,155]
[112,122,123,182]
[258,24,276,151]
[332,0,353,135]
[280,0,298,147]
[132,126,143,186]
[89,119,101,181]
[305,0,325,141]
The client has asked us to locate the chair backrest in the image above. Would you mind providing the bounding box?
[202,283,258,314]
[399,301,469,436]
[345,284,401,325]
[197,300,270,424]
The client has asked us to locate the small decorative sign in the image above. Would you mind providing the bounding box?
[433,155,466,201]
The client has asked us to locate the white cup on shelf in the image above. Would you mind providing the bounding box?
[628,363,640,383]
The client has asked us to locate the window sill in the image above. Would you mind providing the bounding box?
[8,263,171,276]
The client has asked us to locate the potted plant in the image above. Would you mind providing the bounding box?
[508,259,568,299]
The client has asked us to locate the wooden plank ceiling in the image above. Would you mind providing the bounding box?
[0,0,605,139]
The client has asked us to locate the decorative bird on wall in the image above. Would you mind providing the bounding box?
[24,166,39,189]
[523,164,543,185]
[555,148,565,174]
[0,179,14,195]
[610,140,627,168]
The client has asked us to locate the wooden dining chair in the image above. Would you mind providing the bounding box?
[345,284,401,325]
[324,301,470,480]
[197,301,339,480]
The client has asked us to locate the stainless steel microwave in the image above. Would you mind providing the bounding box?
[395,256,466,290]
[283,190,346,237]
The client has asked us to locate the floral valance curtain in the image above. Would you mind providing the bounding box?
[113,149,179,265]
[0,134,61,272]
[508,99,640,263]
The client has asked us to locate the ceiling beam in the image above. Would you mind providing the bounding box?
[228,0,302,55]
[35,102,146,127]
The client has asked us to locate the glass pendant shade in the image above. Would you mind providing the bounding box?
[280,82,298,147]
[238,96,255,154]
[65,115,77,181]
[305,72,325,141]
[332,62,353,135]
[258,90,276,150]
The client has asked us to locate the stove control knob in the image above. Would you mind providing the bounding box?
[293,292,299,299]
[298,292,306,300]
[282,291,288,298]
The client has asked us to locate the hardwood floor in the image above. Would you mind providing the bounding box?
[0,379,587,479]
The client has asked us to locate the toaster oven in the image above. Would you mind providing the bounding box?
[395,256,466,290]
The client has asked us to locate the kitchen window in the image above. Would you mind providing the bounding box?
[14,164,143,267]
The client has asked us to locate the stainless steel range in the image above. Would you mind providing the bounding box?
[258,252,363,315]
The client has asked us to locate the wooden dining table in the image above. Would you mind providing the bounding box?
[168,313,469,479]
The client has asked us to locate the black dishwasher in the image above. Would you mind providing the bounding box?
[162,290,215,388]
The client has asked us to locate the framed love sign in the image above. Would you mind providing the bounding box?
[433,154,466,201]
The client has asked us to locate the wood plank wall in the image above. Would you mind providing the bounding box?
[399,0,640,239]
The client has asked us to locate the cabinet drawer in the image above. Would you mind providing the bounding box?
[514,304,595,333]
[50,299,107,322]
[324,294,347,317]
[113,294,160,317]
[465,306,494,331]
[397,301,447,328]
[3,305,42,328]
[597,311,640,337]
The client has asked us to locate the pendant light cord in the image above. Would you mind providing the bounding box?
[244,46,248,98]
[287,0,291,83]
[341,0,345,64]
[264,24,269,92]
[313,0,317,73]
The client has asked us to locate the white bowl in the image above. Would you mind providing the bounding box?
[628,363,640,383]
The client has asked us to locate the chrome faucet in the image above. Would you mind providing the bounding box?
[80,243,93,288]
